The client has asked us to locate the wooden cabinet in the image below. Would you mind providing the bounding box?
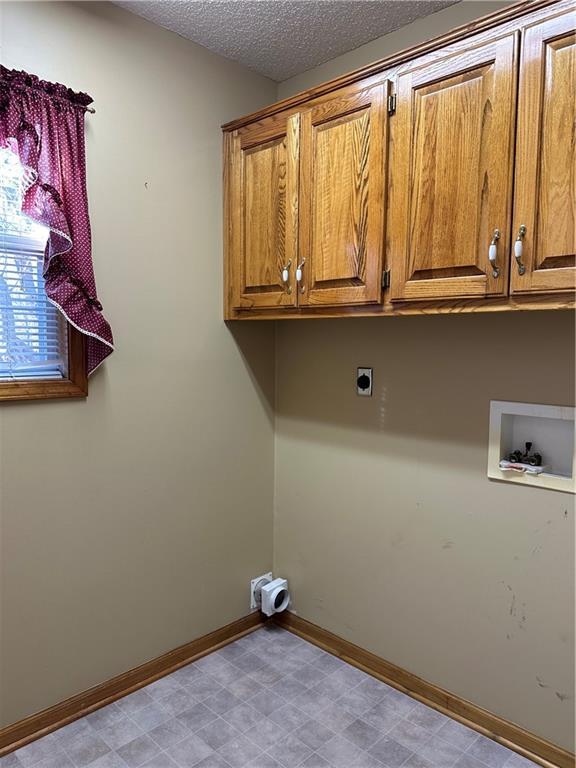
[298,84,388,306]
[226,114,299,310]
[511,10,576,294]
[389,34,518,301]
[223,0,575,320]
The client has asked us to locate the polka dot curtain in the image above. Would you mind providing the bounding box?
[0,66,113,374]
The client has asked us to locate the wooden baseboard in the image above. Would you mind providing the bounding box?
[0,612,266,757]
[275,612,574,768]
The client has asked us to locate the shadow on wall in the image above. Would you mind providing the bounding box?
[274,310,576,447]
[227,321,276,429]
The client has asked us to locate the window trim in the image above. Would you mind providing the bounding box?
[0,325,87,401]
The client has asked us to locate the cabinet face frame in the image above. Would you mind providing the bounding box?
[511,10,576,294]
[389,32,519,302]
[297,82,389,307]
[226,115,300,311]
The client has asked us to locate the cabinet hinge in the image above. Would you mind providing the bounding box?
[387,94,397,116]
[381,269,391,289]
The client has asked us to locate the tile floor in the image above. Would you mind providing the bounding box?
[1,624,540,768]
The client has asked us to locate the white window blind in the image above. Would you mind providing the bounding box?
[0,147,67,381]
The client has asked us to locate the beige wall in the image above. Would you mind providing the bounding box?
[275,2,575,752]
[0,1,276,726]
[274,314,575,750]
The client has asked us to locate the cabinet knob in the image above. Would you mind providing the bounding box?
[514,225,527,275]
[488,228,500,278]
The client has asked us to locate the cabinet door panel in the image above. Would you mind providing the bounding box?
[299,83,387,306]
[228,115,299,309]
[511,12,576,293]
[390,34,517,301]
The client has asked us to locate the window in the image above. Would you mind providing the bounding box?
[0,148,68,380]
[0,148,87,400]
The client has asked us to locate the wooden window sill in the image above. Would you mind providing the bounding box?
[0,328,88,403]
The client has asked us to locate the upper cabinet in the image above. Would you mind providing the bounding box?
[389,33,518,301]
[223,0,575,319]
[225,114,300,310]
[511,9,576,294]
[298,83,388,306]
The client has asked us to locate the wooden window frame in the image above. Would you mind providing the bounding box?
[0,325,88,402]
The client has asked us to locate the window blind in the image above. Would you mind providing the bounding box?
[0,148,67,381]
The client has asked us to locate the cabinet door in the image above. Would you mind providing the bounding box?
[298,83,388,306]
[227,115,299,310]
[511,12,576,294]
[389,34,517,301]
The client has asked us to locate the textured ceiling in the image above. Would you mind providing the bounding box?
[114,1,459,81]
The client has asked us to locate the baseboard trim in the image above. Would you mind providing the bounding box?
[275,612,574,768]
[0,612,266,757]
